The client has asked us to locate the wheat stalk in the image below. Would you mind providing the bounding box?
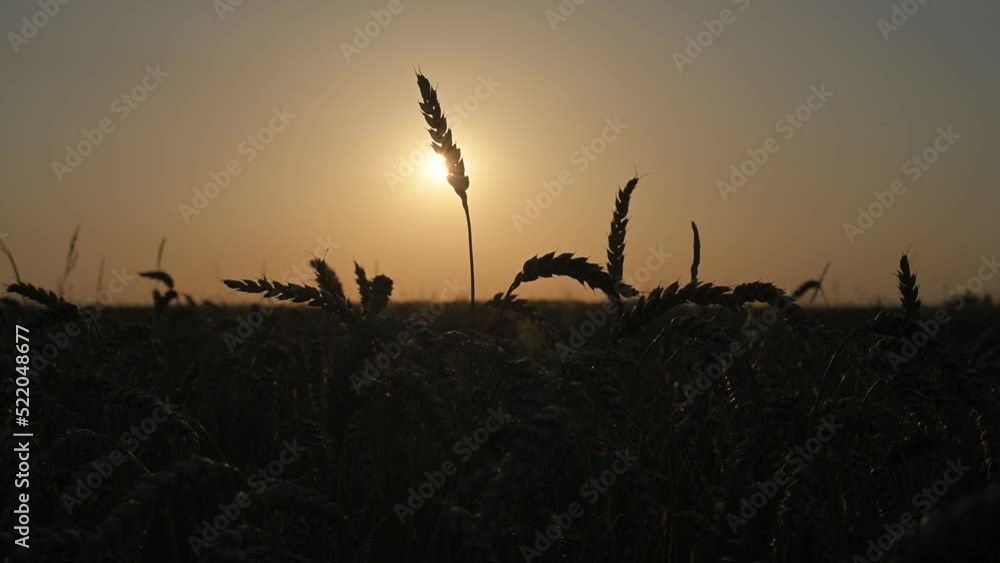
[223,278,354,323]
[607,176,639,281]
[139,271,175,289]
[417,71,476,325]
[56,225,80,297]
[610,281,744,343]
[310,257,346,302]
[690,221,701,285]
[792,262,830,305]
[896,253,920,318]
[155,237,166,270]
[502,252,635,303]
[7,282,79,316]
[353,261,393,316]
[0,238,22,284]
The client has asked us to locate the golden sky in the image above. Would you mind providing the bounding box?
[2,0,998,305]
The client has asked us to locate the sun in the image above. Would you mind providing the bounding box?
[428,153,448,180]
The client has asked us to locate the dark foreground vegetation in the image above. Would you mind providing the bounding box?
[1,254,999,562]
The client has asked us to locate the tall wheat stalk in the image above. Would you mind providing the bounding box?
[0,238,21,284]
[416,72,476,324]
[896,252,921,318]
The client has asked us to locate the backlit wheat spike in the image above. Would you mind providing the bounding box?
[613,281,734,340]
[729,281,817,336]
[367,274,393,315]
[152,288,178,316]
[310,257,346,302]
[138,271,175,289]
[355,262,371,311]
[57,224,80,297]
[222,278,354,323]
[416,73,469,198]
[792,280,819,300]
[727,281,784,306]
[0,238,22,284]
[7,282,78,316]
[607,176,640,281]
[417,71,476,324]
[225,278,321,303]
[155,237,166,270]
[690,221,701,285]
[897,253,921,318]
[792,261,830,305]
[503,252,636,303]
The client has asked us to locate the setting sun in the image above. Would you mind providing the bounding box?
[429,153,448,180]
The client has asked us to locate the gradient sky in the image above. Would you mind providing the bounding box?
[2,0,998,305]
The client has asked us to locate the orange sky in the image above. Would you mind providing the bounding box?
[2,0,999,305]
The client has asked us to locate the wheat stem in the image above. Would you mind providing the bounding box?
[417,71,476,326]
[462,194,476,325]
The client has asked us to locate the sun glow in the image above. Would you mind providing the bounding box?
[429,153,448,180]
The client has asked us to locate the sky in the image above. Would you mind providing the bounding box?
[1,0,998,305]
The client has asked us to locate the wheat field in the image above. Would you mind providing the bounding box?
[1,74,999,563]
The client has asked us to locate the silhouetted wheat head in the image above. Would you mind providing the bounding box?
[897,252,921,318]
[417,71,476,323]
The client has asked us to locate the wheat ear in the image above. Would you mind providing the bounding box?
[896,252,921,318]
[690,221,701,284]
[310,257,346,302]
[56,225,80,297]
[223,278,354,323]
[417,71,475,325]
[503,252,635,303]
[607,176,639,280]
[0,238,22,284]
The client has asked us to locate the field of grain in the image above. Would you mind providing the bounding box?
[2,73,999,563]
[3,228,1000,563]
